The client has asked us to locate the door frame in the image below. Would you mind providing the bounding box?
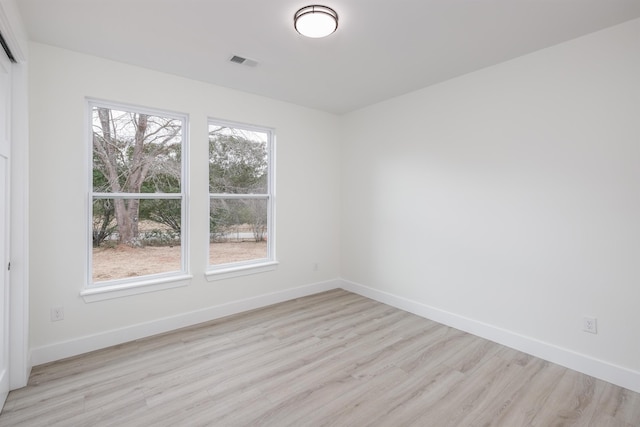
[0,0,30,392]
[0,53,9,404]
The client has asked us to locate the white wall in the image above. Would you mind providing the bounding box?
[28,43,341,359]
[341,18,640,382]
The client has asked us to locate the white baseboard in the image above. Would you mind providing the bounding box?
[30,277,640,394]
[30,279,341,366]
[340,278,640,394]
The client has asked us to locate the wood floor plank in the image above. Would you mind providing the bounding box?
[1,289,638,426]
[350,359,466,426]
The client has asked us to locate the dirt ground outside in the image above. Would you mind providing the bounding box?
[92,242,267,282]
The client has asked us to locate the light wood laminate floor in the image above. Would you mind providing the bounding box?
[1,289,639,426]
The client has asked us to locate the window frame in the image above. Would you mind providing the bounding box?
[206,118,277,281]
[82,99,191,301]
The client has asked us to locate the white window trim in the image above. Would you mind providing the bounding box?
[206,118,276,278]
[81,274,193,302]
[205,261,279,282]
[84,99,190,299]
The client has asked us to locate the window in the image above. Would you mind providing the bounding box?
[207,120,276,278]
[86,100,189,295]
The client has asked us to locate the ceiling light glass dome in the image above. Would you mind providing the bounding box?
[294,5,338,38]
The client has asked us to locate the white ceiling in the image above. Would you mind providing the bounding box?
[17,0,640,114]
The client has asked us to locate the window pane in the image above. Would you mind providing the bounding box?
[208,125,268,194]
[92,107,182,193]
[92,198,182,283]
[210,198,268,266]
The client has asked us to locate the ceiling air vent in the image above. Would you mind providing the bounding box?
[229,55,258,67]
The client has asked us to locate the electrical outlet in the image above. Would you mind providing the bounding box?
[583,316,597,334]
[51,307,64,322]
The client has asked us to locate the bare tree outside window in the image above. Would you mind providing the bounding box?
[89,107,274,284]
[90,102,186,284]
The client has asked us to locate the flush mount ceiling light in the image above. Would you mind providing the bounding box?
[294,5,338,38]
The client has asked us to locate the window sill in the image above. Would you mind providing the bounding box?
[205,261,279,282]
[81,274,192,302]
